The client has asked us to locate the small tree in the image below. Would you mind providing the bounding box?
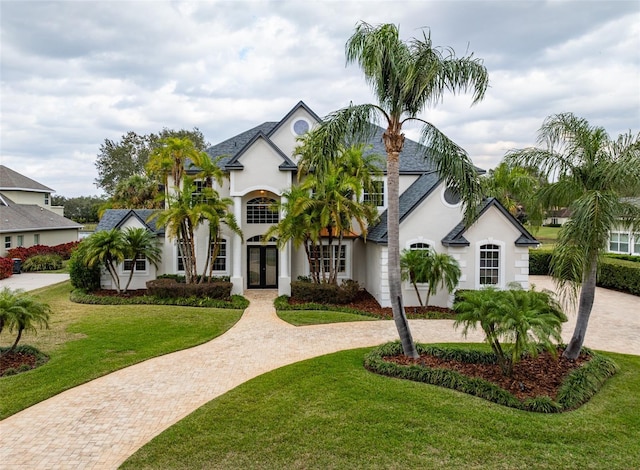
[0,288,51,353]
[454,286,566,376]
[401,249,461,307]
[122,227,162,292]
[83,229,127,293]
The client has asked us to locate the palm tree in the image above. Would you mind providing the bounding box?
[422,250,461,307]
[312,22,488,357]
[0,287,51,353]
[121,227,162,293]
[506,113,640,359]
[482,161,545,226]
[83,229,127,293]
[400,249,430,306]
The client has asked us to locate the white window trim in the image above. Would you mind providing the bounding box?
[403,238,435,288]
[290,117,312,137]
[633,233,640,256]
[306,241,352,280]
[609,231,631,254]
[440,185,462,208]
[119,255,149,275]
[363,178,386,209]
[175,241,186,273]
[210,237,229,275]
[475,239,505,289]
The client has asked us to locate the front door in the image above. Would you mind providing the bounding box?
[247,246,278,288]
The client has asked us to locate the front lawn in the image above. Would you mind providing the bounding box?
[121,347,640,469]
[0,282,243,419]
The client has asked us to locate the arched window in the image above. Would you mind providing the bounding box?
[409,242,430,250]
[479,244,500,285]
[246,197,278,224]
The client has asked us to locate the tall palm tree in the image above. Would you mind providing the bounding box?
[312,22,488,357]
[507,113,640,359]
[121,227,162,293]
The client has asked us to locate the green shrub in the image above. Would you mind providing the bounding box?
[68,244,101,292]
[598,258,640,295]
[21,254,63,272]
[364,342,618,413]
[146,279,233,300]
[605,253,640,263]
[69,289,248,309]
[529,249,553,275]
[290,279,360,304]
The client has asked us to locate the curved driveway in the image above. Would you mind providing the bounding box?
[0,275,638,469]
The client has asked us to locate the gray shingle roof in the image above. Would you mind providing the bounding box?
[367,172,441,243]
[441,197,539,247]
[0,165,54,192]
[96,209,164,235]
[0,200,82,233]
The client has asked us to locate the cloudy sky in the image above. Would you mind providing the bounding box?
[1,0,638,197]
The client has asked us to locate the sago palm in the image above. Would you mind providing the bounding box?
[507,113,640,359]
[0,287,51,353]
[313,22,488,357]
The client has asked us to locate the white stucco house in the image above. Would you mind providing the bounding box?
[0,165,82,257]
[97,101,539,307]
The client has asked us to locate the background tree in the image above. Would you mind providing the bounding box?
[95,128,208,195]
[310,22,488,357]
[482,161,546,226]
[0,287,51,353]
[100,175,163,211]
[506,113,640,359]
[51,195,106,223]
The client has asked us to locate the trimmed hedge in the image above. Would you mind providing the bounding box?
[598,258,640,296]
[290,279,360,304]
[364,342,618,413]
[146,278,233,300]
[528,249,640,296]
[69,289,248,309]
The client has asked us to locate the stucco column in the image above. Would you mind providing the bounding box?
[231,196,243,294]
[278,195,291,296]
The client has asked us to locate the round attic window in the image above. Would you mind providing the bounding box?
[292,118,310,136]
[442,187,462,207]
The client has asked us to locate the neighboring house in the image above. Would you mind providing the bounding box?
[97,101,538,306]
[608,197,640,257]
[0,165,82,257]
[543,207,571,226]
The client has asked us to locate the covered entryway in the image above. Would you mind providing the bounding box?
[247,237,278,288]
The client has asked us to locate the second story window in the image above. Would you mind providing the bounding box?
[44,193,50,205]
[364,180,384,207]
[246,197,278,224]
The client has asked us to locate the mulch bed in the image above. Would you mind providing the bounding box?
[287,290,456,319]
[385,348,589,401]
[0,350,42,376]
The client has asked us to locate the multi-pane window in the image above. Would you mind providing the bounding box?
[310,245,346,273]
[44,193,50,205]
[634,234,640,255]
[364,180,384,207]
[4,236,11,249]
[211,239,227,271]
[479,244,500,285]
[246,197,278,224]
[34,234,40,245]
[17,235,24,247]
[410,242,430,250]
[177,242,186,271]
[609,232,629,253]
[123,254,147,272]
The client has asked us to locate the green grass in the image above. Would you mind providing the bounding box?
[529,225,561,248]
[0,282,243,418]
[121,347,640,469]
[277,309,376,325]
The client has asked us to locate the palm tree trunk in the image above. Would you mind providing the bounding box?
[10,327,23,351]
[411,279,424,307]
[563,258,598,359]
[387,149,418,358]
